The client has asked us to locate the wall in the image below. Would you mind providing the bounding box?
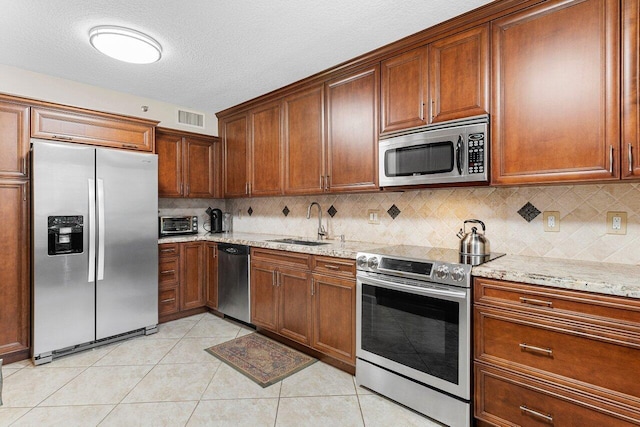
[223,182,640,266]
[0,64,217,135]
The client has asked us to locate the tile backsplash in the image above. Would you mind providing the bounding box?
[163,182,640,266]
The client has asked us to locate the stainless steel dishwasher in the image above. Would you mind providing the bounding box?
[217,243,250,323]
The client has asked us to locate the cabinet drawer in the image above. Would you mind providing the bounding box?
[159,257,179,287]
[475,363,639,426]
[312,256,355,278]
[475,305,640,404]
[475,278,640,327]
[31,106,156,152]
[159,243,180,258]
[159,287,179,316]
[251,248,311,269]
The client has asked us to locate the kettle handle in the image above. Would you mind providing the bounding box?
[464,219,485,234]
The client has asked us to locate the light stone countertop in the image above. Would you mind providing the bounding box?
[158,232,386,260]
[472,254,640,299]
[159,233,640,299]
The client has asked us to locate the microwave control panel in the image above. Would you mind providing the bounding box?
[467,133,485,174]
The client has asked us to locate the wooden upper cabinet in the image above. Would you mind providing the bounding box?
[31,106,156,152]
[156,131,183,197]
[326,66,379,192]
[284,84,325,195]
[429,25,489,123]
[184,135,215,198]
[0,100,30,179]
[156,128,217,198]
[381,46,429,134]
[623,0,640,179]
[222,112,250,197]
[491,0,620,185]
[250,101,283,196]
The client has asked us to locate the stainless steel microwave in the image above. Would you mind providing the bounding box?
[379,115,489,187]
[159,216,198,237]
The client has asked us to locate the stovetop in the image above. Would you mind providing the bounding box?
[362,245,505,265]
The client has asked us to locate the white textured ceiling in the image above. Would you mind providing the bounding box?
[0,0,493,114]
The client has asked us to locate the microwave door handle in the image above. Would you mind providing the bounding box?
[456,135,464,175]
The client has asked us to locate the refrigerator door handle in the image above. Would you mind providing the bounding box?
[88,178,96,282]
[97,178,105,281]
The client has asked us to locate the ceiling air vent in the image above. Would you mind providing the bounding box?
[177,109,205,128]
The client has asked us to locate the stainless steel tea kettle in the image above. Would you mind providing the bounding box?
[456,219,490,256]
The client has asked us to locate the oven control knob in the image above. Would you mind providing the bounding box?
[435,264,450,280]
[367,257,379,270]
[451,266,466,282]
[356,255,368,269]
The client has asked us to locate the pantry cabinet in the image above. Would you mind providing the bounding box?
[31,105,157,152]
[491,0,620,185]
[623,0,640,179]
[156,128,218,198]
[474,277,640,425]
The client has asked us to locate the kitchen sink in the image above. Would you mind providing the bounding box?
[267,238,330,246]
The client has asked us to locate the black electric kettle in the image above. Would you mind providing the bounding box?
[206,207,223,233]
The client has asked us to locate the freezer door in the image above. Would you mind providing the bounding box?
[32,140,96,356]
[95,148,158,339]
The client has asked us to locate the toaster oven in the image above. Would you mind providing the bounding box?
[159,216,198,237]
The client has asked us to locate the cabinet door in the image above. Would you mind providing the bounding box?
[491,0,620,185]
[156,131,183,197]
[0,100,30,179]
[284,85,325,195]
[180,242,205,310]
[250,101,283,196]
[623,0,640,179]
[278,267,311,345]
[326,66,379,192]
[222,113,250,197]
[381,46,429,133]
[0,181,30,363]
[311,274,356,364]
[205,242,218,309]
[250,261,279,331]
[429,25,489,123]
[184,136,215,198]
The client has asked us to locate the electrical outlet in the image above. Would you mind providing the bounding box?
[606,211,627,235]
[367,209,380,225]
[543,211,560,232]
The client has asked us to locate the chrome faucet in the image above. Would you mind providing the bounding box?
[306,202,327,240]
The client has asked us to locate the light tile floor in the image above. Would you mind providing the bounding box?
[0,313,442,426]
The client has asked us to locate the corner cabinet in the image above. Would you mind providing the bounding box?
[156,128,219,198]
[491,0,620,185]
[31,105,157,152]
[623,0,640,179]
[474,277,640,425]
[0,97,31,364]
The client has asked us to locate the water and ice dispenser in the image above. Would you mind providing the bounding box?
[47,216,83,255]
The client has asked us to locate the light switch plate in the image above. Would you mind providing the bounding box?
[606,211,627,235]
[543,211,560,232]
[367,209,380,225]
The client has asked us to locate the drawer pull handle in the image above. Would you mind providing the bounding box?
[323,264,340,270]
[519,405,553,423]
[161,298,176,303]
[160,269,175,274]
[519,297,552,308]
[160,248,176,253]
[519,343,553,357]
[52,135,73,141]
[122,143,138,149]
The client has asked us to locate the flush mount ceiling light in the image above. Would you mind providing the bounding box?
[89,25,162,64]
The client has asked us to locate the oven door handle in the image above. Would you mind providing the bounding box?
[359,275,468,300]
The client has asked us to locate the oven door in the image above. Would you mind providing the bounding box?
[356,271,471,400]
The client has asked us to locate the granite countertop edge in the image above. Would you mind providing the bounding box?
[159,233,640,299]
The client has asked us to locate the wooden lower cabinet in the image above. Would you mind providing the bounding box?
[205,242,218,309]
[474,277,640,425]
[311,273,355,364]
[0,180,30,363]
[250,248,356,366]
[180,242,206,310]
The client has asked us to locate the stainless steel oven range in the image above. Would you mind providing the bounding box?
[356,246,504,427]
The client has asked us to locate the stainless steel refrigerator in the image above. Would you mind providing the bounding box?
[32,140,158,365]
